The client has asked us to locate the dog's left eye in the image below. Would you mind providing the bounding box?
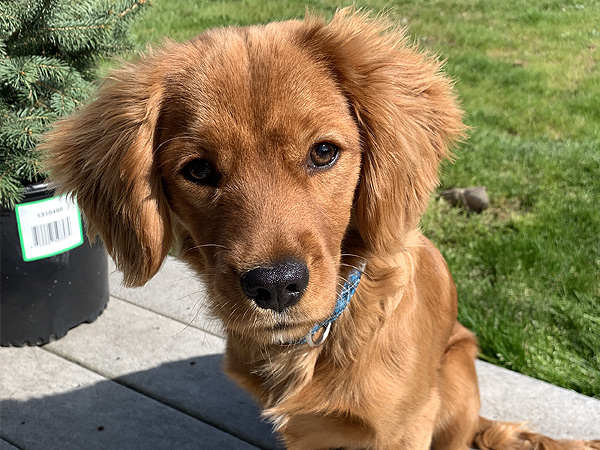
[181,159,219,186]
[309,142,339,169]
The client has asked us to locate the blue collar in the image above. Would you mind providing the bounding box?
[290,264,364,347]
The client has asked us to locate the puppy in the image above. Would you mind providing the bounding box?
[43,9,599,450]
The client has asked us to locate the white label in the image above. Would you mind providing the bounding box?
[15,195,84,262]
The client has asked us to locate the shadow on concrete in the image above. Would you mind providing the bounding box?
[1,354,281,450]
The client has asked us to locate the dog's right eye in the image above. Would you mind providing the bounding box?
[181,159,219,186]
[309,142,340,169]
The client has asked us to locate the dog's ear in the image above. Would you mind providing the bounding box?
[42,54,172,287]
[297,10,465,255]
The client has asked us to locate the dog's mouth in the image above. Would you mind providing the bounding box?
[262,318,315,336]
[250,315,327,346]
[272,322,289,331]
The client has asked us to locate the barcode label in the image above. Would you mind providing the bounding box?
[15,195,83,261]
[32,217,73,247]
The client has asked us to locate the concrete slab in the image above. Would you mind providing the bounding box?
[44,297,280,449]
[2,255,596,450]
[0,439,20,450]
[0,346,259,450]
[476,360,600,439]
[108,257,223,337]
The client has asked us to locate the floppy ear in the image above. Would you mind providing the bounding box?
[42,54,172,287]
[297,9,465,255]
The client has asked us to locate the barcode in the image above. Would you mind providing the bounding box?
[31,217,72,247]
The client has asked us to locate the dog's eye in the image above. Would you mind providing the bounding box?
[181,159,219,186]
[309,142,339,169]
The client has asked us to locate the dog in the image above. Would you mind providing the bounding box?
[42,9,599,450]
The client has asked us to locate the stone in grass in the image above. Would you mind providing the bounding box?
[440,186,489,213]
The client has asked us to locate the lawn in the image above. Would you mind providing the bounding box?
[127,0,600,397]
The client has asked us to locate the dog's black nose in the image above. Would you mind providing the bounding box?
[240,259,309,313]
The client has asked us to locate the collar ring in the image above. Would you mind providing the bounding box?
[306,322,332,348]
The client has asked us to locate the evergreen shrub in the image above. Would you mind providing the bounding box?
[0,0,148,208]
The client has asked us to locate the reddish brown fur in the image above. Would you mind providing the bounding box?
[42,9,599,450]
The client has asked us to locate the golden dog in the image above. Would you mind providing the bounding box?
[43,9,599,450]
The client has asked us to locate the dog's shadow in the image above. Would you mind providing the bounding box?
[2,354,282,450]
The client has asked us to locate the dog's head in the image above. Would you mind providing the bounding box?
[43,10,464,345]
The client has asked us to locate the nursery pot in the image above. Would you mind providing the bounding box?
[1,183,109,346]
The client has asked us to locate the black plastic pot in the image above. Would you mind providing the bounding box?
[1,183,109,346]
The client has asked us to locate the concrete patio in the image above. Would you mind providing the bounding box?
[1,256,599,449]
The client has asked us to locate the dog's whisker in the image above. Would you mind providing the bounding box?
[186,292,213,328]
[191,243,231,250]
[177,243,232,261]
[339,262,374,282]
[339,253,368,263]
[181,286,228,334]
[180,243,231,257]
[339,262,365,273]
[213,250,229,259]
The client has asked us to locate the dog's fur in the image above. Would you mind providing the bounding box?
[42,9,599,450]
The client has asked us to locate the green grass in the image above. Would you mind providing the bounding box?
[127,0,600,397]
